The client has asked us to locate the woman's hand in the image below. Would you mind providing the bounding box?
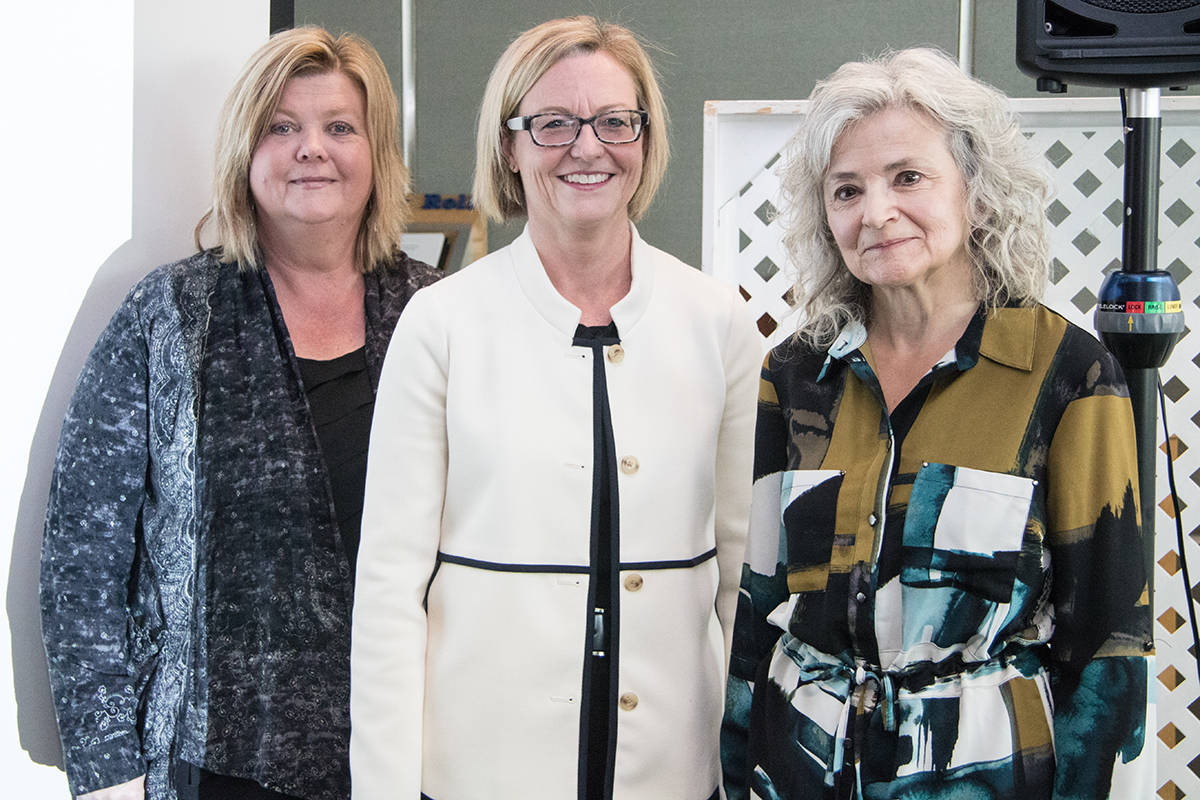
[77,774,145,800]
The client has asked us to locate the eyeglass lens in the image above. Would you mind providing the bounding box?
[530,111,643,145]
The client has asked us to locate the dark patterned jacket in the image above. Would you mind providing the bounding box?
[41,250,439,800]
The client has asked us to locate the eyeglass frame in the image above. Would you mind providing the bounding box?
[504,109,649,147]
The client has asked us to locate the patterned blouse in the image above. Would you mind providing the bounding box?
[40,251,439,800]
[722,305,1151,800]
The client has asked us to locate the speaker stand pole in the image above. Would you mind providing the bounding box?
[1097,88,1183,599]
[1125,88,1162,598]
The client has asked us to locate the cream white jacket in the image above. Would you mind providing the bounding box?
[350,226,760,800]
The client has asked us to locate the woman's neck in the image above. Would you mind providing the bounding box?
[866,287,979,414]
[867,291,977,354]
[528,217,633,326]
[260,225,366,360]
[257,215,359,277]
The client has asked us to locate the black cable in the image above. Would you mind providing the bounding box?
[1159,375,1200,669]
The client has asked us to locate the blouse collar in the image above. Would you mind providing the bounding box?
[815,304,1032,383]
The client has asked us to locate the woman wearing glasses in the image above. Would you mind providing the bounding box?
[349,15,760,800]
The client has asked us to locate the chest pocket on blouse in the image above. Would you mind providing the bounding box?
[900,462,1035,603]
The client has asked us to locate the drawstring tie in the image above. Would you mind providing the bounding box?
[857,665,899,732]
[826,663,900,796]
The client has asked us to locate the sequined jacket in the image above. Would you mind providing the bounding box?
[41,250,439,800]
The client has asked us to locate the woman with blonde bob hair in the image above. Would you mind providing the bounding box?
[723,48,1149,799]
[470,15,670,224]
[41,26,437,800]
[352,15,759,800]
[197,25,412,272]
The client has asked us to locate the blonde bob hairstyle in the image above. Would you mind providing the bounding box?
[780,47,1051,348]
[194,26,410,272]
[472,16,669,223]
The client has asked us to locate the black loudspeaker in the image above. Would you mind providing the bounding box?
[1016,0,1200,90]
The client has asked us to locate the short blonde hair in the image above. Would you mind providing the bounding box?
[781,47,1051,347]
[195,26,410,272]
[472,16,669,223]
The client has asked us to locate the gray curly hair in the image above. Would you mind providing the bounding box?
[779,47,1051,348]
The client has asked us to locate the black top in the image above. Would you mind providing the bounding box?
[297,346,375,578]
[572,322,620,800]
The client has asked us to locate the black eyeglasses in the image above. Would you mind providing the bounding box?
[505,110,649,147]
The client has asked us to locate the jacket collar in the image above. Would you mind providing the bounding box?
[508,221,656,338]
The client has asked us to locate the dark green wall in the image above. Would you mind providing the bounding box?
[295,0,1196,267]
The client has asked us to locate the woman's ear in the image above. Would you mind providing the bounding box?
[500,135,518,173]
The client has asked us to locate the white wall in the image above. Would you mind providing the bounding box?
[4,1,266,794]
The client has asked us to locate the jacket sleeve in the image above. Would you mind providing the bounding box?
[1045,352,1150,800]
[40,291,151,796]
[721,354,792,800]
[350,285,447,799]
[713,295,763,670]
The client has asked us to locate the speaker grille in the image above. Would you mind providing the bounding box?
[1079,0,1200,12]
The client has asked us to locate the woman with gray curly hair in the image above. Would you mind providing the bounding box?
[722,48,1149,799]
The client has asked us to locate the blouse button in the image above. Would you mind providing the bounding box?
[624,574,644,592]
[607,344,625,363]
[619,456,640,475]
[867,513,878,526]
[619,692,639,711]
[855,592,867,603]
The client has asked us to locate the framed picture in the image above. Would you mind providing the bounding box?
[403,199,488,272]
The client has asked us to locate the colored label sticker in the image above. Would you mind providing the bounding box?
[1145,301,1164,314]
[1126,301,1144,314]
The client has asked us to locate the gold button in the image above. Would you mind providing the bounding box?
[619,455,639,474]
[618,692,639,711]
[606,344,625,363]
[624,574,643,592]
